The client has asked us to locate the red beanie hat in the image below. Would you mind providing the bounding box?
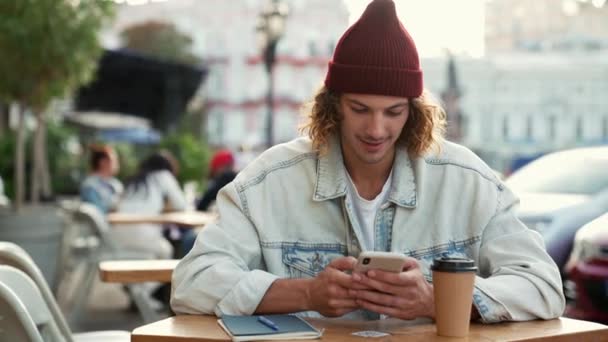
[325,0,423,98]
[210,149,234,174]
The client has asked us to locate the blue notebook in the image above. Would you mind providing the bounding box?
[218,314,323,341]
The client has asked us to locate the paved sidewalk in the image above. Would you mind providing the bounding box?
[57,267,171,333]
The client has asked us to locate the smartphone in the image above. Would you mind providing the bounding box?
[354,251,408,273]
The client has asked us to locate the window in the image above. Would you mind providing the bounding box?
[308,41,318,57]
[548,115,556,141]
[328,40,335,56]
[576,117,583,141]
[502,116,510,141]
[207,110,224,145]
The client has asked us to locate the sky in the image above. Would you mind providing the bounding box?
[345,0,486,58]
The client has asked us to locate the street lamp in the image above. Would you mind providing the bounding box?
[256,0,288,148]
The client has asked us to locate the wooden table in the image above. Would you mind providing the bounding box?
[107,211,216,228]
[99,259,179,283]
[131,315,608,342]
[99,259,181,323]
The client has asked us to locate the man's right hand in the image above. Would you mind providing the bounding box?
[305,256,366,317]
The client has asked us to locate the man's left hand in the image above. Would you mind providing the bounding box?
[350,257,435,320]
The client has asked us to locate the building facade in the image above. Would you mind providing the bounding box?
[472,0,608,170]
[104,0,349,149]
[104,0,608,173]
[485,0,608,54]
[423,54,608,171]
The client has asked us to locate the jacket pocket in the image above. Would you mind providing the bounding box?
[282,243,347,278]
[404,236,481,281]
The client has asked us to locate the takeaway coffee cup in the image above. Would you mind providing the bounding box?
[431,257,478,337]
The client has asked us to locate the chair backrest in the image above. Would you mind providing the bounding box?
[0,266,65,342]
[0,280,43,342]
[73,202,118,252]
[0,242,73,341]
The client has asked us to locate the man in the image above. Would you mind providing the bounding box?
[196,149,237,212]
[172,0,564,323]
[80,145,123,213]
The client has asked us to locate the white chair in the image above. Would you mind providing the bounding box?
[55,199,99,293]
[0,244,131,342]
[64,203,164,323]
[0,272,45,342]
[0,265,130,341]
[0,241,72,339]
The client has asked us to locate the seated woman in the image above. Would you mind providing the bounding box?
[111,151,187,260]
[80,144,123,214]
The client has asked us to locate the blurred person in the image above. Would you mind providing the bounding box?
[113,151,188,308]
[196,149,237,212]
[80,145,122,213]
[172,0,564,322]
[112,151,187,259]
[179,149,237,257]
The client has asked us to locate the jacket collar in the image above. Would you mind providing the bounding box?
[313,136,417,208]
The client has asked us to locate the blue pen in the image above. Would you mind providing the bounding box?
[257,315,279,331]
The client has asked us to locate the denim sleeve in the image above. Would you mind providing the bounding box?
[473,187,565,322]
[80,185,108,214]
[171,182,279,316]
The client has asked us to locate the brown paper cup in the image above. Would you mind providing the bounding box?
[432,257,477,337]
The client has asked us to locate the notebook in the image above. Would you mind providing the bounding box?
[218,314,323,341]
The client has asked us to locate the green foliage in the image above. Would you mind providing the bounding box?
[113,143,139,181]
[0,130,19,198]
[0,119,83,197]
[160,133,210,189]
[120,20,200,66]
[0,0,115,109]
[46,119,81,195]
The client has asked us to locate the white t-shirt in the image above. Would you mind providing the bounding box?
[345,170,393,251]
[111,170,187,259]
[117,170,186,215]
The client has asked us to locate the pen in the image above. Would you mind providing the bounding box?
[257,315,279,331]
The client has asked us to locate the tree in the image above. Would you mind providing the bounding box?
[0,0,114,210]
[160,132,210,188]
[121,20,200,66]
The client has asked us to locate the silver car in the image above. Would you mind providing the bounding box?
[506,145,608,233]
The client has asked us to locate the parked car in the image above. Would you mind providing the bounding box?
[506,146,608,233]
[565,213,608,324]
[542,189,608,271]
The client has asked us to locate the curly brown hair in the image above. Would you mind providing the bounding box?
[299,86,446,157]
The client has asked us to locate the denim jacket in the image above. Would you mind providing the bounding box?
[172,137,564,323]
